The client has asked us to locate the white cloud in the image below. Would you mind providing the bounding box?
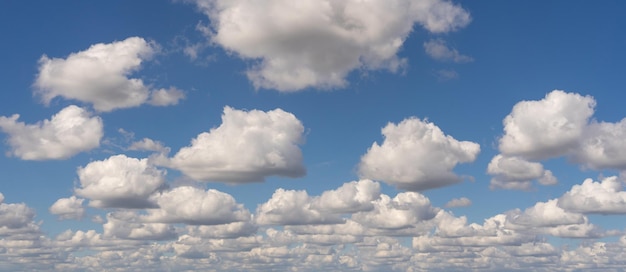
[445,197,472,208]
[143,186,251,225]
[49,196,85,220]
[498,90,595,160]
[169,106,306,183]
[351,192,438,230]
[424,38,473,63]
[34,37,184,112]
[358,117,480,191]
[487,155,557,190]
[191,0,470,91]
[573,118,626,170]
[0,105,103,160]
[310,179,381,214]
[558,176,626,214]
[256,188,343,226]
[74,154,166,208]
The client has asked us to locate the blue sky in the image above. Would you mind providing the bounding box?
[1,0,626,271]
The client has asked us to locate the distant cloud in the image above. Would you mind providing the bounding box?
[256,188,344,226]
[169,106,306,183]
[0,105,103,160]
[444,197,472,208]
[190,0,471,91]
[143,186,251,225]
[424,38,473,63]
[34,37,184,112]
[128,138,169,153]
[434,69,459,81]
[358,117,480,191]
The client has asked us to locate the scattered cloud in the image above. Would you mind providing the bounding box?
[128,138,169,153]
[168,106,306,183]
[190,0,471,91]
[49,196,85,220]
[445,197,472,208]
[358,117,480,191]
[0,105,103,160]
[434,68,459,81]
[34,37,185,112]
[487,155,557,190]
[424,38,473,63]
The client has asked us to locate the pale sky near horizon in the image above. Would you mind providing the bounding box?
[1,1,626,271]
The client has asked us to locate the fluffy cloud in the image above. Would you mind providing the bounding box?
[191,0,470,91]
[143,186,251,225]
[0,105,103,160]
[498,90,595,160]
[34,37,184,112]
[256,189,343,226]
[49,196,85,220]
[424,38,473,63]
[74,154,166,208]
[169,106,305,183]
[573,119,626,170]
[310,179,381,213]
[558,176,626,214]
[358,117,480,191]
[445,197,472,208]
[487,155,557,190]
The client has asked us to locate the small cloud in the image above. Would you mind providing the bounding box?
[434,69,459,81]
[445,197,472,208]
[424,38,473,63]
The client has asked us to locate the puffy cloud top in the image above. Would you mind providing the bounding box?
[499,90,595,160]
[170,106,306,183]
[191,0,470,91]
[74,154,166,208]
[358,117,480,191]
[49,196,85,220]
[34,37,184,112]
[0,105,103,160]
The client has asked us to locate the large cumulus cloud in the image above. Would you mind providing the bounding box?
[190,0,471,91]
